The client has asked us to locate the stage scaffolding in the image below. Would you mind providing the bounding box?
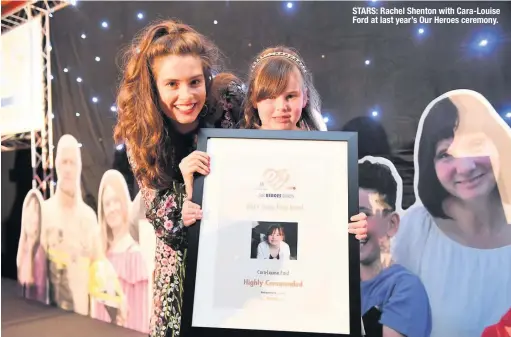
[1,0,69,199]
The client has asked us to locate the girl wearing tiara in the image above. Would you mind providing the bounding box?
[113,19,245,337]
[181,46,368,254]
[241,46,326,131]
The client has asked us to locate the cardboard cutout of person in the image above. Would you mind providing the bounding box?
[392,90,511,337]
[90,169,150,333]
[358,156,431,337]
[17,188,48,303]
[41,134,100,316]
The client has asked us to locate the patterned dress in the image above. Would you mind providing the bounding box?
[126,82,244,337]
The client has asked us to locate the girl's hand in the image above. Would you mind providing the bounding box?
[182,200,202,227]
[348,212,368,241]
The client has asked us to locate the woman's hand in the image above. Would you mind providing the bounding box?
[179,151,210,199]
[348,212,368,241]
[181,200,202,227]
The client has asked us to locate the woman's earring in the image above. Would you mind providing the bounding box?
[199,104,209,118]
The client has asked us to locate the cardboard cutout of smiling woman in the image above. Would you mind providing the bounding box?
[391,89,511,337]
[17,188,48,304]
[357,156,432,337]
[90,170,150,333]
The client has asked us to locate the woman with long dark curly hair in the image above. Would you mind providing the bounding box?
[113,19,244,337]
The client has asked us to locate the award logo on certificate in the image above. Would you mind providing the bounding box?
[182,129,361,337]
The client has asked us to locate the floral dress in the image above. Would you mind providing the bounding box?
[138,180,188,337]
[126,81,244,337]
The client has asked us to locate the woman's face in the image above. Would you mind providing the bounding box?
[434,132,499,201]
[268,228,284,246]
[23,198,40,240]
[255,67,307,131]
[102,185,125,232]
[152,54,206,132]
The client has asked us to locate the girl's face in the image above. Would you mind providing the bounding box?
[255,67,307,131]
[268,228,284,246]
[102,185,125,232]
[434,132,499,201]
[153,54,206,132]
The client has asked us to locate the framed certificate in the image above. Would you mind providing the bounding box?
[182,129,361,337]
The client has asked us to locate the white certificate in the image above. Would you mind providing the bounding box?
[182,130,361,337]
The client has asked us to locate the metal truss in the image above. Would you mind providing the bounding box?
[1,1,69,198]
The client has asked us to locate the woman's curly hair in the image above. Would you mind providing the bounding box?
[113,19,243,190]
[206,73,246,129]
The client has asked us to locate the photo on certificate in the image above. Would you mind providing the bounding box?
[182,129,361,337]
[250,221,298,261]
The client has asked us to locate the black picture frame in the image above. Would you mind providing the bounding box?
[182,129,361,337]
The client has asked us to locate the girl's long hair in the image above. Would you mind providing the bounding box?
[241,46,326,131]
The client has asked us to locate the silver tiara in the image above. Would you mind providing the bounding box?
[251,51,307,73]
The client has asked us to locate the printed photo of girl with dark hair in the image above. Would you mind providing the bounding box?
[251,221,298,260]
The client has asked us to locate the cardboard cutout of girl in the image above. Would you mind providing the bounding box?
[17,188,48,303]
[90,170,150,333]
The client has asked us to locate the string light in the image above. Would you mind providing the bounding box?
[43,6,508,194]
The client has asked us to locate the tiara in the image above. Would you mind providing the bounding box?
[251,51,307,73]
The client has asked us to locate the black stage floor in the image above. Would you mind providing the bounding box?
[1,278,146,337]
